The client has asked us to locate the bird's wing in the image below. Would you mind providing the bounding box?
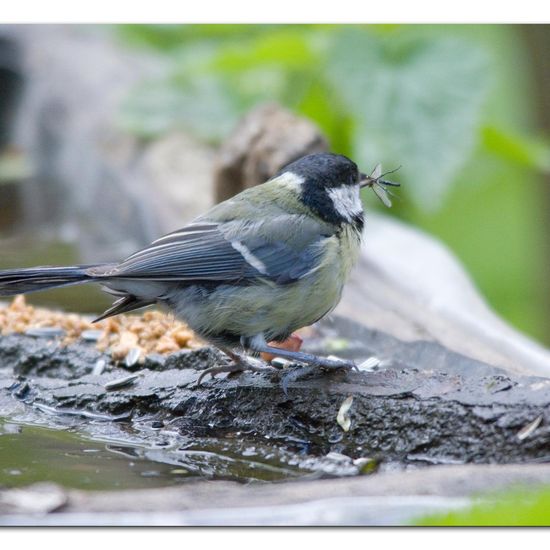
[92,217,334,285]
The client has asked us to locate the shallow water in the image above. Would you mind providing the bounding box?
[0,419,193,490]
[0,419,304,490]
[0,416,357,490]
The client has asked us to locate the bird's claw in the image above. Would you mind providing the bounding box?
[195,352,356,388]
[317,357,358,372]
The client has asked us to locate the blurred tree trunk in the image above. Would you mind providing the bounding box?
[519,24,550,342]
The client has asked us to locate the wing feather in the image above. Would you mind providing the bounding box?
[94,217,332,285]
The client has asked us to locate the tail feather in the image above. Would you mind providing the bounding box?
[93,295,155,323]
[0,265,97,297]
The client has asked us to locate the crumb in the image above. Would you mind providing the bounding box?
[0,295,203,362]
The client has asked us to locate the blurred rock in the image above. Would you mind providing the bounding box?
[339,215,550,377]
[214,102,328,202]
[4,25,215,261]
[3,464,550,525]
[0,34,23,153]
[0,482,67,515]
[140,131,216,231]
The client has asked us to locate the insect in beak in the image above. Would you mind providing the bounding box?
[360,164,401,208]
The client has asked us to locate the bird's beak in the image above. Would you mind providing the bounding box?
[359,173,370,188]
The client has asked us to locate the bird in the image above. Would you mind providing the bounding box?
[0,153,398,381]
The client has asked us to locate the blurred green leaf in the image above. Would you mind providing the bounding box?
[297,78,353,154]
[483,125,550,171]
[326,30,490,210]
[210,30,317,72]
[118,28,331,143]
[118,76,243,142]
[415,486,550,526]
[116,24,273,51]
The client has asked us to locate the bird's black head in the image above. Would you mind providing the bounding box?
[280,153,360,189]
[277,153,364,229]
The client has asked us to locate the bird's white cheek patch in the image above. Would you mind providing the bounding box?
[327,186,363,221]
[231,241,268,274]
[272,171,305,191]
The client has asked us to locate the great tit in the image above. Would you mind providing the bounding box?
[0,153,398,379]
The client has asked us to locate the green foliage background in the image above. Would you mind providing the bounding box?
[415,486,550,526]
[115,24,550,344]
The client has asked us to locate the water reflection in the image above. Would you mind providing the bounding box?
[0,418,344,490]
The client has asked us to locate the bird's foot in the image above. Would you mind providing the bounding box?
[313,355,358,372]
[243,334,357,373]
[196,356,277,385]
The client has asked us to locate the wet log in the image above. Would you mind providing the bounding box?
[2,316,550,470]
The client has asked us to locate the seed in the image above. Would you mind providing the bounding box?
[25,326,64,338]
[336,395,354,432]
[358,356,381,371]
[124,347,141,368]
[92,359,106,376]
[81,329,104,342]
[104,374,140,391]
[517,415,543,441]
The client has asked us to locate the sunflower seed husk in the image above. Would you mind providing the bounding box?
[25,327,64,338]
[358,356,381,372]
[105,374,140,391]
[336,395,354,432]
[517,415,543,441]
[92,359,106,376]
[124,347,142,368]
[81,329,104,342]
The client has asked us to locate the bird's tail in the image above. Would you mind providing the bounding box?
[0,265,97,297]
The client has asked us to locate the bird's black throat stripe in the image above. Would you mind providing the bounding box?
[299,184,364,231]
[350,212,364,233]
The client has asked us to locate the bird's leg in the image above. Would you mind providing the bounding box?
[196,347,277,385]
[244,334,357,371]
